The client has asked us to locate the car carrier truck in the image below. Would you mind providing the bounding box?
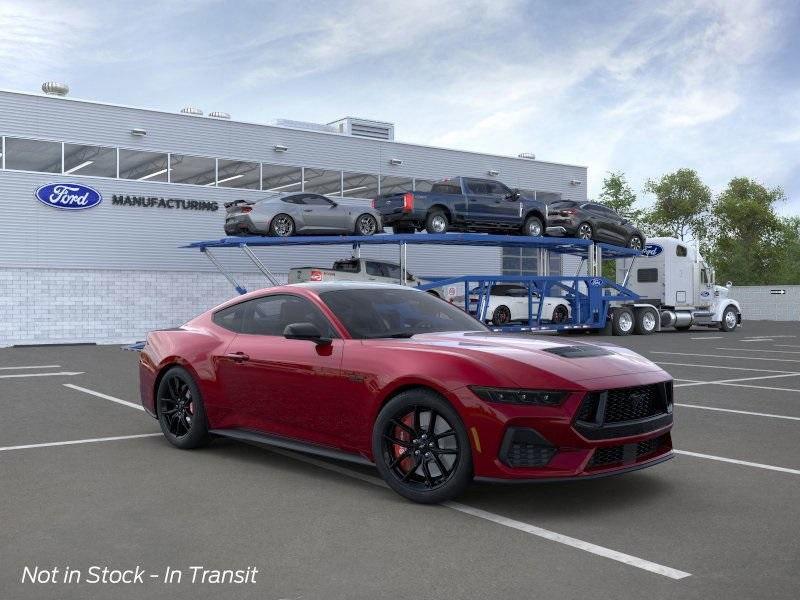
[608,236,742,335]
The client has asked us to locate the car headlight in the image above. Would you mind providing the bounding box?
[469,386,567,406]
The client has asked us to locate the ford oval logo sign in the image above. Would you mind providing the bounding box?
[589,277,604,287]
[35,183,103,210]
[641,244,663,257]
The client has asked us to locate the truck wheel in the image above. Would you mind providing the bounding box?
[611,307,634,336]
[425,210,449,234]
[633,308,657,335]
[392,224,415,234]
[491,306,511,325]
[522,215,543,237]
[720,306,739,332]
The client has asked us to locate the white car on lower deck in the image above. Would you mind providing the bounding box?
[467,284,571,325]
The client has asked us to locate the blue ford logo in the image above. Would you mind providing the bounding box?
[641,244,663,257]
[589,277,603,287]
[35,183,103,210]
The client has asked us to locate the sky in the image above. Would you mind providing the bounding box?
[1,0,799,215]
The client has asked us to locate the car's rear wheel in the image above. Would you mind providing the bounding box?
[492,305,511,325]
[551,304,569,324]
[269,214,295,237]
[355,213,379,236]
[577,222,593,240]
[628,235,644,250]
[156,367,211,449]
[425,210,449,234]
[373,390,472,504]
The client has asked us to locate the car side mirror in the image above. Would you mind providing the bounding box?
[329,201,338,208]
[505,189,520,201]
[283,322,331,346]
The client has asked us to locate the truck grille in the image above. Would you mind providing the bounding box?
[588,434,670,467]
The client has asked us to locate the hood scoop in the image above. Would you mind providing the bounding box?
[542,345,612,358]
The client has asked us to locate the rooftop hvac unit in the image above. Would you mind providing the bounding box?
[328,117,395,141]
[42,82,69,96]
[180,106,203,116]
[208,111,231,119]
[271,119,338,134]
[518,152,536,160]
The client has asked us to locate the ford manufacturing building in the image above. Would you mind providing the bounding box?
[0,85,588,345]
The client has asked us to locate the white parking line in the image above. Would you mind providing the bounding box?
[675,378,800,393]
[0,364,61,370]
[690,336,724,340]
[715,348,800,354]
[739,339,773,343]
[675,450,800,476]
[0,433,161,453]
[266,447,691,580]
[675,403,800,421]
[0,371,84,379]
[673,373,800,388]
[652,351,800,363]
[656,362,798,374]
[63,384,145,411]
[776,344,800,349]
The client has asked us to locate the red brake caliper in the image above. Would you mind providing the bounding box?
[393,414,415,474]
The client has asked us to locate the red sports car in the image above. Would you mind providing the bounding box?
[139,282,674,503]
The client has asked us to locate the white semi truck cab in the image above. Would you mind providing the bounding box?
[610,237,742,335]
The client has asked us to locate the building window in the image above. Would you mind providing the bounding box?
[63,144,117,177]
[170,154,216,186]
[341,172,379,198]
[304,168,342,196]
[502,248,562,277]
[4,137,61,173]
[119,149,169,182]
[217,159,260,189]
[262,164,302,192]
[379,175,413,195]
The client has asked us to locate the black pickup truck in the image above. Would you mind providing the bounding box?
[372,177,548,235]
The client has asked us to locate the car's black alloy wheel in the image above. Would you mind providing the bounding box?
[373,390,472,503]
[492,305,511,325]
[577,222,593,240]
[270,214,295,237]
[156,367,211,449]
[355,214,378,236]
[552,305,569,324]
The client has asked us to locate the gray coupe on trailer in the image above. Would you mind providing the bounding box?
[224,192,383,237]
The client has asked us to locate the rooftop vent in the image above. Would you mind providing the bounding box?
[518,152,536,160]
[271,119,338,134]
[42,82,69,96]
[180,106,203,116]
[208,111,231,119]
[328,117,394,141]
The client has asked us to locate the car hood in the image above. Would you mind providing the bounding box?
[376,331,664,388]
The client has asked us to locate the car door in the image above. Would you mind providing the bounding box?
[463,179,495,224]
[583,203,615,242]
[485,180,521,225]
[596,205,628,244]
[216,293,348,447]
[298,194,347,232]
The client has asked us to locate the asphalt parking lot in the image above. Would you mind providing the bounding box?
[1,321,799,600]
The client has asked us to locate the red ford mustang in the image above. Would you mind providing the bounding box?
[139,282,674,503]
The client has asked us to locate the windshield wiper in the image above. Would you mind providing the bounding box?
[365,331,416,339]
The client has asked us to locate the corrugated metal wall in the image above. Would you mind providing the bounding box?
[0,89,587,278]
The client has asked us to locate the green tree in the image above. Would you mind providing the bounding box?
[642,168,711,242]
[774,217,800,284]
[708,177,786,285]
[598,171,640,220]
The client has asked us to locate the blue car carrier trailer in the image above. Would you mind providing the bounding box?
[184,233,651,335]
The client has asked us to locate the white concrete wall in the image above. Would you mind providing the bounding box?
[729,285,800,321]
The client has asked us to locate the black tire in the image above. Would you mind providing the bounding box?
[425,209,449,234]
[522,215,544,237]
[491,305,512,325]
[551,304,569,324]
[720,306,738,332]
[577,222,593,240]
[269,213,295,237]
[633,307,657,335]
[628,235,644,250]
[372,389,473,504]
[354,213,379,236]
[156,366,211,449]
[392,224,415,234]
[611,307,634,336]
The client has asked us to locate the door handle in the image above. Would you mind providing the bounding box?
[303,209,313,213]
[224,352,250,362]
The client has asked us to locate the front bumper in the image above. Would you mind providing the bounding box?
[450,373,674,481]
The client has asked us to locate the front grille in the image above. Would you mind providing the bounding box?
[500,427,557,468]
[589,434,669,467]
[605,385,662,422]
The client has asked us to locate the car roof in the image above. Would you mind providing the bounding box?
[287,281,416,292]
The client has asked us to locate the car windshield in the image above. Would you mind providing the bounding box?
[319,288,487,339]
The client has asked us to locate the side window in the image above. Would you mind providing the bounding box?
[240,295,337,337]
[212,303,248,332]
[676,245,688,257]
[487,181,511,196]
[365,261,386,277]
[305,195,334,206]
[430,182,461,194]
[506,287,528,298]
[701,269,709,284]
[637,268,659,283]
[282,194,306,205]
[466,180,490,195]
[384,264,402,279]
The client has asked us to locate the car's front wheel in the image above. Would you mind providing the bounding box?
[372,389,472,504]
[156,366,211,449]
